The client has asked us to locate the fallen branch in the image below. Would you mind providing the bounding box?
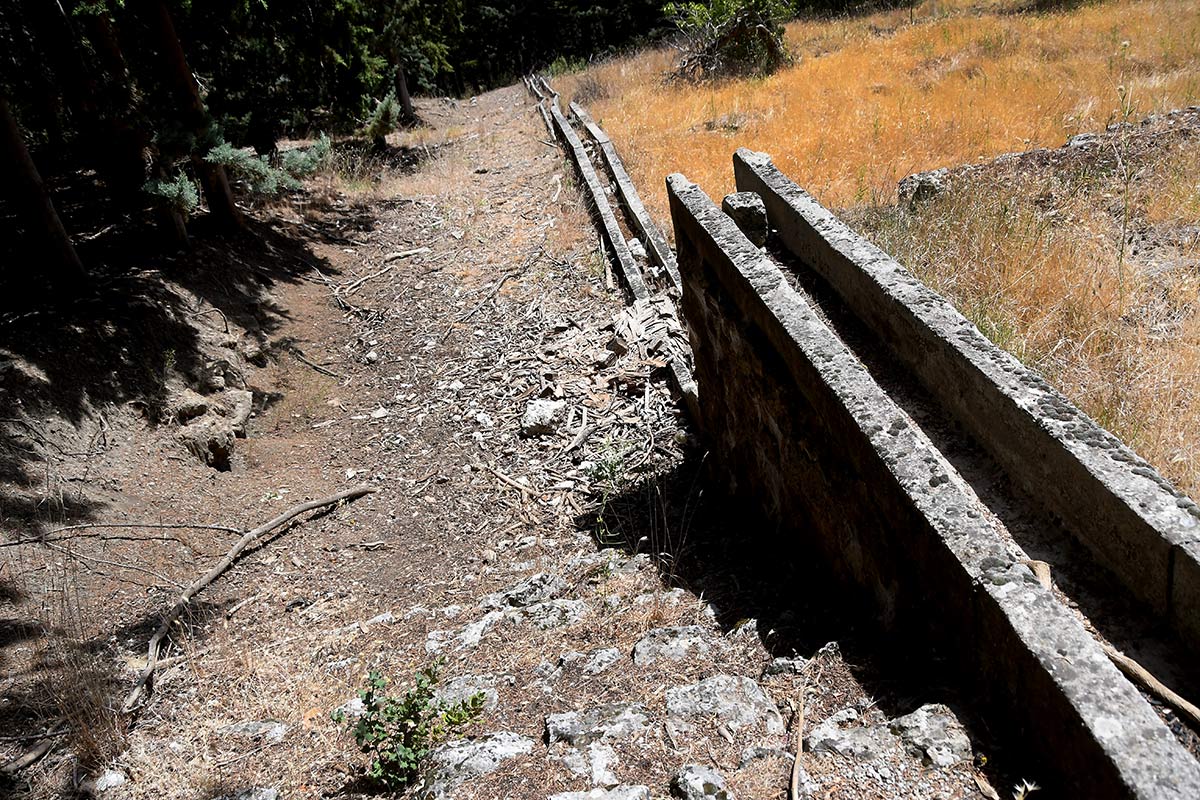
[1,740,53,775]
[1103,642,1200,730]
[1025,559,1200,730]
[121,485,377,713]
[382,246,431,264]
[287,345,344,379]
[790,691,806,800]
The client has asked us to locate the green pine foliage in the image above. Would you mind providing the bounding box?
[365,91,402,148]
[333,663,486,791]
[204,135,332,197]
[143,173,200,217]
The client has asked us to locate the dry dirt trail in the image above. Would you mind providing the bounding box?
[2,86,1002,800]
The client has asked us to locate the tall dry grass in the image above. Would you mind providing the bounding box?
[559,0,1200,497]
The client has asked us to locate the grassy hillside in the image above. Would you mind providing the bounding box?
[559,0,1200,499]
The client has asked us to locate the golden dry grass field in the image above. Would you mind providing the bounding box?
[559,0,1200,498]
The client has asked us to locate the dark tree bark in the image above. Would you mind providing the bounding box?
[140,0,241,230]
[0,94,86,293]
[395,66,415,122]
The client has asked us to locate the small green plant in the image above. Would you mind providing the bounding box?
[333,662,485,791]
[143,173,200,217]
[365,90,402,150]
[549,55,587,76]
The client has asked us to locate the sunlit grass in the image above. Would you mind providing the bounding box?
[559,0,1200,497]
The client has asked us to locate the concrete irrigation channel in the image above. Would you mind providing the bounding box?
[528,76,1200,797]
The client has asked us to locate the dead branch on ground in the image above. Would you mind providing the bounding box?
[121,485,377,713]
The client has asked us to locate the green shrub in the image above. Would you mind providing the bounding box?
[665,0,794,81]
[204,135,332,197]
[365,91,401,149]
[333,663,486,791]
[143,173,200,217]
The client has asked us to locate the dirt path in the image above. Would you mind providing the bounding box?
[1,87,997,800]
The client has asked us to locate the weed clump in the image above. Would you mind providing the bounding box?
[333,662,486,791]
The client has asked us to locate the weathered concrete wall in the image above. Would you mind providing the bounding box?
[733,148,1200,653]
[667,172,1200,799]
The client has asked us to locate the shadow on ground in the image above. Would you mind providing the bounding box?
[581,450,1024,789]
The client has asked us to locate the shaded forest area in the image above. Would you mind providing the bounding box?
[0,1,678,301]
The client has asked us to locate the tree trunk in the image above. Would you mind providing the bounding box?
[81,9,150,201]
[0,94,86,293]
[141,0,242,230]
[395,66,415,122]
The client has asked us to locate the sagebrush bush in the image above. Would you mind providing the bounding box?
[204,135,332,197]
[365,91,402,149]
[143,173,200,216]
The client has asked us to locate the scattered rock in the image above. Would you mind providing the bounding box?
[179,417,234,470]
[214,789,278,800]
[171,389,209,423]
[627,237,648,260]
[897,167,950,204]
[737,746,793,769]
[217,720,288,743]
[632,626,714,666]
[582,647,622,675]
[426,610,505,653]
[672,764,733,800]
[557,742,620,787]
[721,192,768,246]
[666,675,784,736]
[763,656,807,676]
[888,703,972,768]
[91,769,127,792]
[226,388,254,436]
[413,732,534,799]
[546,702,651,745]
[434,674,506,713]
[521,399,567,436]
[483,572,568,609]
[333,696,366,720]
[805,708,896,762]
[517,598,587,629]
[548,787,651,800]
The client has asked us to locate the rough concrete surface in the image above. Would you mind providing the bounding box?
[733,148,1200,653]
[666,171,1200,798]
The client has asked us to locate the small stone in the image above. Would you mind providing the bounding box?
[632,626,714,666]
[888,703,972,768]
[333,696,366,720]
[517,598,586,629]
[413,732,534,799]
[365,350,379,363]
[214,789,278,800]
[897,167,949,205]
[627,237,648,260]
[521,398,567,436]
[481,549,498,564]
[546,702,650,745]
[672,764,733,800]
[737,746,793,769]
[549,786,651,800]
[666,675,784,736]
[482,573,567,609]
[93,770,127,792]
[583,647,622,675]
[172,389,209,423]
[721,192,768,246]
[806,708,896,762]
[218,720,288,743]
[763,656,807,676]
[434,674,501,713]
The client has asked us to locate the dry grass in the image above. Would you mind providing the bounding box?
[559,0,1200,496]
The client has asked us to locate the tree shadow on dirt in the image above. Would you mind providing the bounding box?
[581,450,1026,790]
[0,199,370,539]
